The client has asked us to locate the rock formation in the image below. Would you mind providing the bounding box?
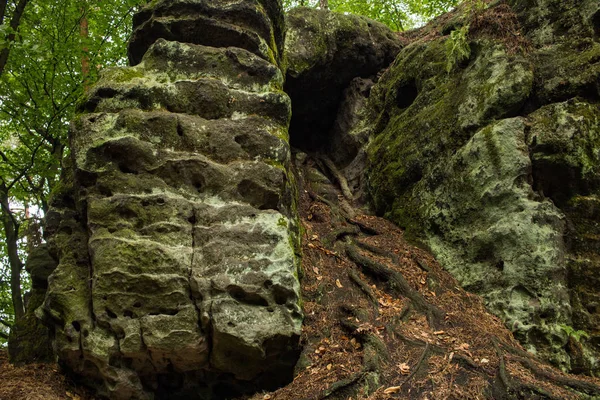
[363,0,600,374]
[8,244,55,364]
[40,0,302,398]
[23,0,600,398]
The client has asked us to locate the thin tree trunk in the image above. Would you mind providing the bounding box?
[0,0,29,77]
[80,3,90,89]
[319,0,328,10]
[0,183,24,321]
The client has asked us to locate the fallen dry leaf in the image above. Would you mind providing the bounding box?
[336,279,343,288]
[398,362,410,375]
[383,386,401,394]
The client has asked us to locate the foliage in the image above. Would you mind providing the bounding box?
[560,324,590,342]
[282,0,462,30]
[445,24,471,73]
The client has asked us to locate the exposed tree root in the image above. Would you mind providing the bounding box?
[324,226,360,247]
[511,355,600,396]
[318,155,354,202]
[493,338,512,393]
[401,342,431,388]
[355,239,401,264]
[348,269,378,305]
[345,242,444,325]
[317,372,363,400]
[346,218,381,235]
[412,256,431,273]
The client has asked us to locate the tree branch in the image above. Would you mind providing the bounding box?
[0,317,12,328]
[0,0,7,25]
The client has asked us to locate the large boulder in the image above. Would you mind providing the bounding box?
[365,0,600,374]
[41,1,302,398]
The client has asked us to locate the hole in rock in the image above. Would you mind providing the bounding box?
[593,10,600,36]
[395,80,418,109]
[98,185,113,197]
[118,163,138,175]
[123,310,134,318]
[176,122,184,137]
[272,284,292,305]
[72,321,81,332]
[227,285,269,307]
[105,308,117,319]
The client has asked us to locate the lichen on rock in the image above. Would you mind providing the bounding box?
[41,1,302,398]
[364,0,600,375]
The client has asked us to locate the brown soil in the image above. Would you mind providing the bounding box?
[0,351,93,400]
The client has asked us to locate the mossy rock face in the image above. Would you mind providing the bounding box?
[529,100,600,374]
[41,1,302,398]
[367,38,533,220]
[365,0,600,374]
[507,0,599,47]
[8,248,55,365]
[284,7,401,151]
[128,0,285,68]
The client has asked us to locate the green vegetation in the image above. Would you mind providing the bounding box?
[560,324,590,342]
[283,0,462,30]
[445,24,471,73]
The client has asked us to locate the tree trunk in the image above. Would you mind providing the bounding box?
[0,0,29,77]
[319,0,328,10]
[0,183,24,321]
[80,4,90,89]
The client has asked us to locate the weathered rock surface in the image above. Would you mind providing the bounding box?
[8,245,55,365]
[41,1,301,398]
[27,0,600,395]
[365,0,600,374]
[284,7,401,152]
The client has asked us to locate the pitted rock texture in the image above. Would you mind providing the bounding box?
[365,0,600,374]
[41,1,301,398]
[128,0,286,68]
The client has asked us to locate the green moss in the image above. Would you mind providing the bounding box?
[8,289,54,364]
[100,67,145,84]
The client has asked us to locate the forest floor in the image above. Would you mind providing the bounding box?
[2,155,600,399]
[0,350,92,400]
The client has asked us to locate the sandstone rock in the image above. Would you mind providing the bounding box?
[284,7,401,152]
[128,0,286,68]
[41,1,301,398]
[8,245,55,365]
[364,0,600,374]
